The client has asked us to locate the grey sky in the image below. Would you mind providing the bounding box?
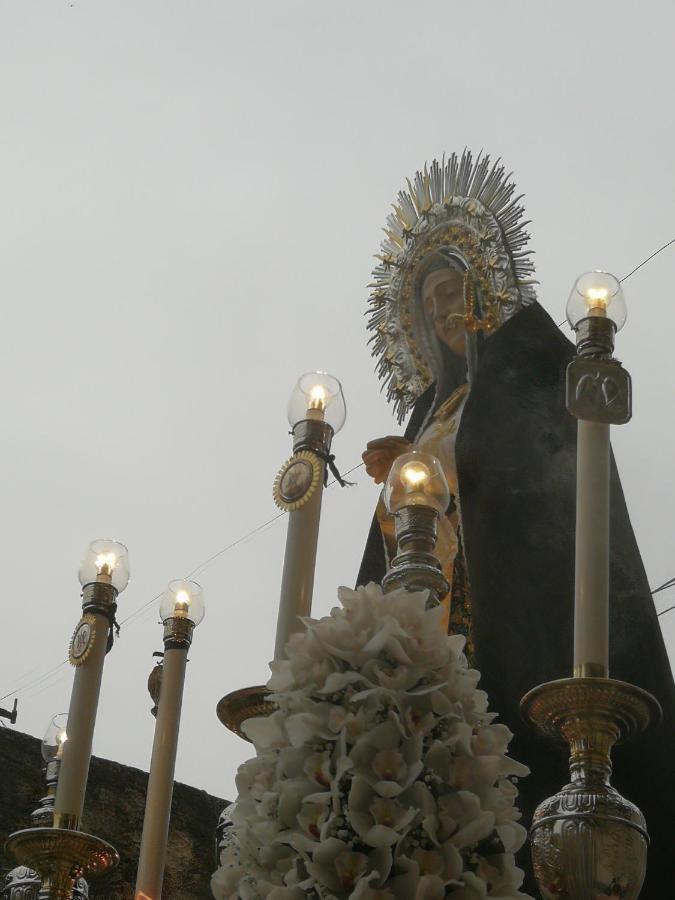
[1,1,673,804]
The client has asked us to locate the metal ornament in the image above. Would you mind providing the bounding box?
[566,358,632,424]
[68,615,97,667]
[1,866,40,900]
[382,505,450,608]
[216,686,274,741]
[80,581,117,618]
[162,616,194,651]
[29,760,61,829]
[147,662,162,718]
[273,451,322,512]
[3,760,90,900]
[5,828,117,900]
[367,150,537,421]
[521,677,660,900]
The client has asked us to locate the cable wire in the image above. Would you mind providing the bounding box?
[620,237,675,283]
[3,238,675,704]
[0,462,365,705]
[652,576,675,596]
[654,577,675,618]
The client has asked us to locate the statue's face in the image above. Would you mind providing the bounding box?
[422,268,466,357]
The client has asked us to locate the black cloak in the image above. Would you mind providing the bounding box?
[357,302,675,897]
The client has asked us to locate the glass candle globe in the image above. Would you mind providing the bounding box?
[566,271,627,331]
[286,371,346,432]
[42,713,68,762]
[78,539,130,592]
[384,450,450,515]
[159,579,205,626]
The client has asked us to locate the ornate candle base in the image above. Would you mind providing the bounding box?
[216,686,274,741]
[5,827,118,900]
[520,677,661,900]
[1,864,41,899]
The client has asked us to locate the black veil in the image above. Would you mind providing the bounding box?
[357,301,675,896]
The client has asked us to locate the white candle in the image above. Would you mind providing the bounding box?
[135,646,188,900]
[53,608,109,828]
[274,470,326,660]
[274,403,326,660]
[54,541,129,829]
[573,419,610,677]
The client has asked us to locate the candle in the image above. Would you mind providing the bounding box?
[573,419,610,676]
[565,272,628,679]
[135,647,187,900]
[273,373,346,660]
[54,540,129,829]
[135,581,204,900]
[274,464,326,660]
[305,384,327,421]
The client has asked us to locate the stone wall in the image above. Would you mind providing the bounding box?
[0,728,226,899]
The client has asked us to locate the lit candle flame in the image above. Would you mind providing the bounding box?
[401,461,430,489]
[95,552,117,574]
[174,589,190,617]
[584,285,610,310]
[56,729,68,758]
[308,384,327,410]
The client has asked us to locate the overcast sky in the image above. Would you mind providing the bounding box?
[1,1,673,807]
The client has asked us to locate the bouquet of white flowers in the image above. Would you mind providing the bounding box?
[212,584,532,900]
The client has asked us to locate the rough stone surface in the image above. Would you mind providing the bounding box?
[1,728,226,899]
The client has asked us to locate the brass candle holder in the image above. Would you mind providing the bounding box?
[216,686,274,742]
[381,504,449,607]
[381,451,451,609]
[2,757,78,900]
[3,715,102,900]
[521,676,661,900]
[5,827,118,900]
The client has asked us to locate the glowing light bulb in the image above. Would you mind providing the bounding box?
[287,372,347,431]
[174,590,190,618]
[384,451,450,515]
[95,552,117,575]
[585,286,609,308]
[309,384,327,410]
[42,713,69,762]
[79,540,130,591]
[159,580,206,626]
[567,271,627,331]
[400,461,431,488]
[56,728,68,758]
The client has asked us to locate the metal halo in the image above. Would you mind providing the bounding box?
[273,451,322,512]
[367,150,538,422]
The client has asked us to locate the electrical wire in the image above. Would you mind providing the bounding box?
[3,233,675,703]
[652,576,675,596]
[0,462,365,706]
[620,237,675,283]
[553,235,675,329]
[0,660,70,706]
[654,577,675,618]
[22,668,72,702]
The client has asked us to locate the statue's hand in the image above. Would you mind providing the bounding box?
[362,436,412,484]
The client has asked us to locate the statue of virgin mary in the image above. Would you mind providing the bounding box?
[357,151,675,896]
